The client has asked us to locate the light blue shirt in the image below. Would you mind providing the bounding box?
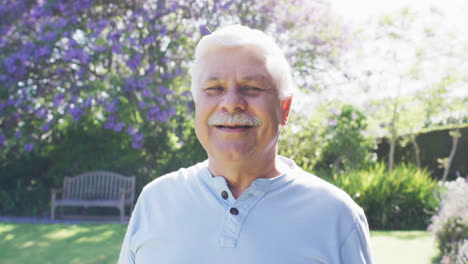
[118,156,374,264]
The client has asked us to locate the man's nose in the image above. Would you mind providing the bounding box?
[219,86,247,112]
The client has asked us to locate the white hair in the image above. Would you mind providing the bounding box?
[189,24,295,103]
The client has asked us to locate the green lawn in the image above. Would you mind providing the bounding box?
[0,222,439,263]
[371,231,439,264]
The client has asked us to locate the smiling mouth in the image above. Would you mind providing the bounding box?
[214,124,252,128]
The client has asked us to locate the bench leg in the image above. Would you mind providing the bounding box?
[119,203,125,223]
[51,205,55,221]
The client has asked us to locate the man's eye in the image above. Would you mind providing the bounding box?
[204,86,223,94]
[242,86,263,94]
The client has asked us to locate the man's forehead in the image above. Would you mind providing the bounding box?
[204,73,270,82]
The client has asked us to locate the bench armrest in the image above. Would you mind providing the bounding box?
[119,188,134,201]
[51,188,64,200]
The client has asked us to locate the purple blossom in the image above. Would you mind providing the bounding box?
[108,115,118,123]
[107,30,122,42]
[24,143,34,152]
[159,86,172,95]
[54,94,65,107]
[68,38,78,47]
[112,44,122,54]
[0,102,6,112]
[147,64,156,75]
[158,110,169,122]
[64,48,91,64]
[53,18,68,29]
[199,25,211,36]
[131,132,144,149]
[105,99,119,113]
[40,31,58,42]
[328,119,338,127]
[72,0,92,11]
[169,1,179,12]
[142,88,152,98]
[104,121,114,130]
[132,140,143,149]
[128,37,138,45]
[137,77,151,89]
[160,25,167,36]
[94,46,106,52]
[147,106,159,121]
[5,56,18,74]
[83,96,93,108]
[34,46,52,59]
[175,67,184,76]
[0,133,7,147]
[114,122,125,132]
[126,53,142,71]
[168,106,176,117]
[35,107,47,119]
[104,115,118,129]
[42,122,51,132]
[124,78,137,92]
[138,101,146,109]
[89,19,109,34]
[181,91,192,97]
[15,131,22,139]
[126,127,137,136]
[67,105,83,122]
[143,35,155,45]
[56,67,65,75]
[97,98,106,105]
[77,66,86,77]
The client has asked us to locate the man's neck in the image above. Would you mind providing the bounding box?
[207,154,287,199]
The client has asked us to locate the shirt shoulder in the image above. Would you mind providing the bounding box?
[288,166,364,219]
[140,160,208,197]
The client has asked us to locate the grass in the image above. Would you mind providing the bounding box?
[0,222,439,263]
[0,222,127,264]
[371,230,440,264]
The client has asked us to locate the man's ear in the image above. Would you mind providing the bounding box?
[281,95,293,125]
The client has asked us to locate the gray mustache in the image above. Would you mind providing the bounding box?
[208,112,262,127]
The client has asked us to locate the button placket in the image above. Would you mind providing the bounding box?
[219,188,266,248]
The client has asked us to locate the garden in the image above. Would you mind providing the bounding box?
[1,0,467,263]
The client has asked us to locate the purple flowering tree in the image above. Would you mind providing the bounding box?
[0,0,348,216]
[0,0,345,155]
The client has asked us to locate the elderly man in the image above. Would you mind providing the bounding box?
[118,25,374,264]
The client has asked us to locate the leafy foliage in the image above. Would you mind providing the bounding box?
[428,177,468,264]
[0,0,348,216]
[319,104,374,174]
[330,163,438,230]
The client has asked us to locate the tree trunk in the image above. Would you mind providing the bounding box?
[411,134,421,170]
[388,104,398,171]
[442,128,461,181]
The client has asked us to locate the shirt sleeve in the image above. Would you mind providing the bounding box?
[339,211,375,264]
[118,190,145,264]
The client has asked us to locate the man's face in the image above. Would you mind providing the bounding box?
[194,46,292,164]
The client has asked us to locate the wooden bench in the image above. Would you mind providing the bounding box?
[50,171,136,223]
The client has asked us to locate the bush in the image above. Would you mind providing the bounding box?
[328,163,438,230]
[318,105,374,174]
[0,118,206,217]
[428,177,468,264]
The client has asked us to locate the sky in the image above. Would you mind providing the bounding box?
[293,0,468,120]
[330,0,468,31]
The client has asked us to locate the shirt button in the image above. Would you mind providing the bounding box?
[230,207,239,215]
[221,190,229,199]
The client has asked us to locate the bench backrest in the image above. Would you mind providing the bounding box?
[62,171,135,202]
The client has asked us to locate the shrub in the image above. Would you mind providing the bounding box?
[329,163,438,230]
[318,105,374,174]
[428,177,468,264]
